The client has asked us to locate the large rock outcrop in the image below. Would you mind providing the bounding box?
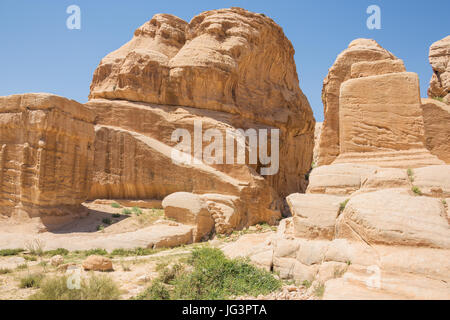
[317,39,399,166]
[428,35,450,104]
[0,93,95,225]
[89,7,315,198]
[421,98,450,163]
[333,71,443,168]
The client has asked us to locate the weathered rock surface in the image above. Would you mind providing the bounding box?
[89,7,315,198]
[162,192,215,241]
[0,93,95,225]
[428,35,450,104]
[421,98,450,163]
[336,189,450,248]
[82,255,113,271]
[334,72,443,168]
[317,39,398,166]
[412,165,450,198]
[286,193,347,239]
[312,122,322,166]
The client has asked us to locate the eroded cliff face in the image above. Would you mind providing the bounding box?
[317,39,398,166]
[428,35,450,104]
[0,93,95,224]
[89,8,315,199]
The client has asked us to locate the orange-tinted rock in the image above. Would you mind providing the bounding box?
[317,39,397,166]
[0,93,95,223]
[428,35,450,104]
[421,98,450,163]
[89,8,315,198]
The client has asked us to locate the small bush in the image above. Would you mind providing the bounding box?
[112,214,121,218]
[16,263,28,270]
[339,199,349,213]
[110,247,156,257]
[407,168,414,182]
[102,218,112,225]
[45,248,69,257]
[23,255,37,262]
[25,239,45,256]
[136,280,171,300]
[302,280,312,289]
[84,248,108,256]
[30,274,120,300]
[433,96,444,103]
[313,282,325,298]
[442,199,447,205]
[96,225,104,231]
[0,268,12,274]
[132,207,143,216]
[111,203,121,208]
[19,273,45,288]
[0,249,24,256]
[122,208,132,215]
[412,186,422,196]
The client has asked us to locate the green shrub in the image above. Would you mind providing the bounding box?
[136,280,171,300]
[111,203,121,208]
[339,199,349,213]
[407,168,414,182]
[45,248,69,257]
[131,207,143,216]
[16,263,28,270]
[122,208,132,215]
[412,186,422,196]
[112,214,121,218]
[96,225,104,231]
[442,199,447,205]
[0,249,24,256]
[313,282,325,298]
[102,218,112,225]
[432,96,444,102]
[110,247,157,257]
[19,273,45,288]
[145,247,281,300]
[23,255,37,261]
[302,280,312,289]
[30,274,120,300]
[84,248,108,256]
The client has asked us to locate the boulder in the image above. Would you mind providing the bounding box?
[82,255,113,272]
[350,59,405,78]
[50,255,64,267]
[162,192,214,242]
[306,163,377,195]
[0,93,95,223]
[286,193,347,239]
[317,39,398,166]
[336,189,450,248]
[88,8,315,199]
[421,98,450,163]
[334,72,443,168]
[428,35,450,104]
[412,165,450,198]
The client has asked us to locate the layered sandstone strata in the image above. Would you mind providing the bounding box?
[428,35,450,104]
[0,93,95,224]
[333,69,443,167]
[317,39,399,166]
[89,8,315,198]
[421,98,450,163]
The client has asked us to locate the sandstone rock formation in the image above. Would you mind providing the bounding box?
[428,35,450,104]
[86,8,315,234]
[312,122,322,166]
[421,98,450,163]
[0,93,95,226]
[333,71,443,167]
[89,7,315,199]
[82,255,113,271]
[317,39,400,166]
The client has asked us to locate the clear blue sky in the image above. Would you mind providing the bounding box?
[1,0,448,121]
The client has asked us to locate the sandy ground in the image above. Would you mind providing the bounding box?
[0,201,194,251]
